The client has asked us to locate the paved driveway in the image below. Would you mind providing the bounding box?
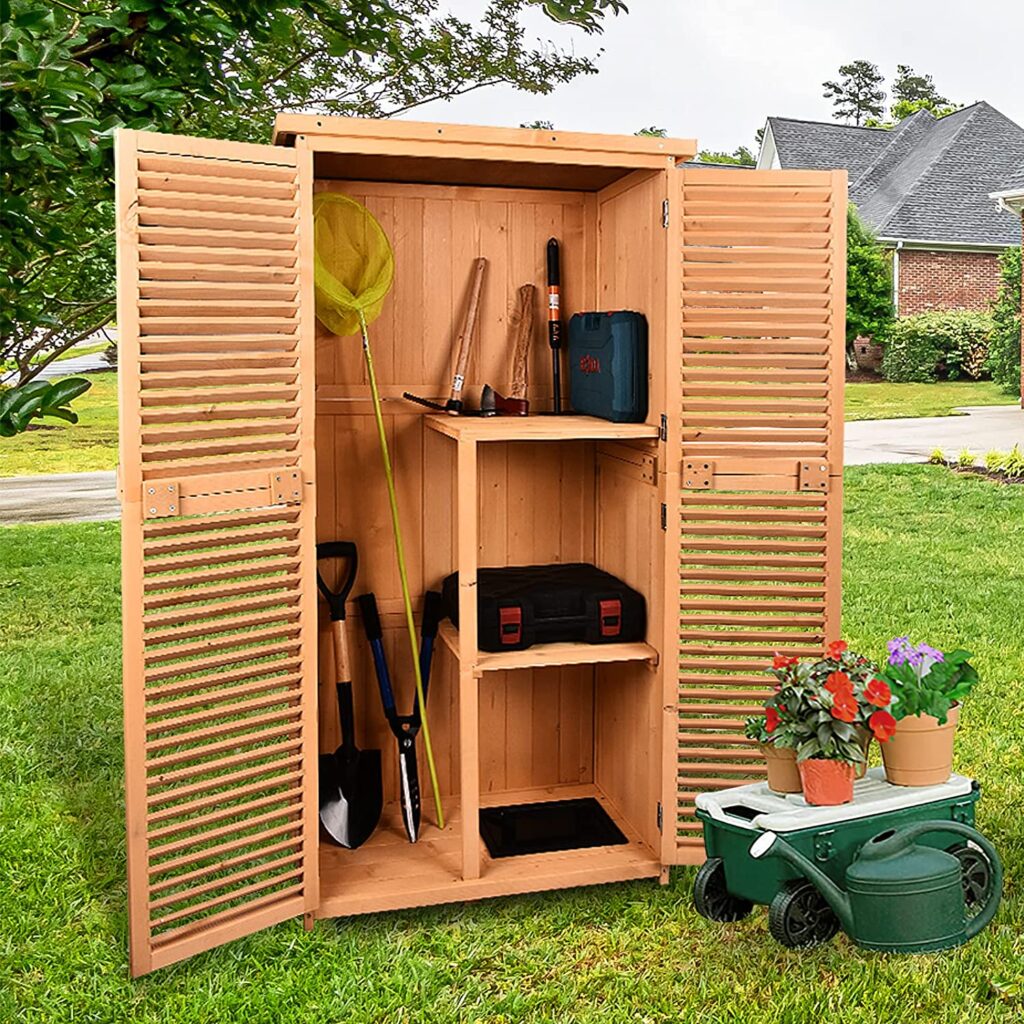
[0,471,118,525]
[845,406,1023,465]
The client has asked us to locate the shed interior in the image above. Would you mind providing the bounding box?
[306,140,682,915]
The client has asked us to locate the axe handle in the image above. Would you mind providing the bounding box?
[449,257,488,405]
[509,284,536,401]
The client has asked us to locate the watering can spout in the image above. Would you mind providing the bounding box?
[749,831,855,933]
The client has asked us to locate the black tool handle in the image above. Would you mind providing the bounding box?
[357,591,383,641]
[316,541,358,621]
[357,592,400,723]
[421,590,444,641]
[546,238,562,414]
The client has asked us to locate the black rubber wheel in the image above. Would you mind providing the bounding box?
[768,880,841,948]
[692,858,753,922]
[948,842,993,914]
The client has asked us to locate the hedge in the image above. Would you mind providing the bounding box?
[987,247,1021,395]
[882,310,993,383]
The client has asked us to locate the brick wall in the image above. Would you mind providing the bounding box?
[896,248,1003,316]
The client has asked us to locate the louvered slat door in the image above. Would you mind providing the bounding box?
[116,129,318,974]
[667,168,846,861]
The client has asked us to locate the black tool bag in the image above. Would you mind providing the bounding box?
[442,563,646,652]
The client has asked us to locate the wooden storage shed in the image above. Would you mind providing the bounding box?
[115,117,847,975]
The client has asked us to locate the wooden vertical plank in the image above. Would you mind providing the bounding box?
[456,439,481,879]
[116,127,153,979]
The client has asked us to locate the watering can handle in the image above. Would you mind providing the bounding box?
[883,821,1003,939]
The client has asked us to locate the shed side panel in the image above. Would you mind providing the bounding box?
[117,129,318,974]
[668,167,847,862]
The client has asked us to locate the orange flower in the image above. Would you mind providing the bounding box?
[825,671,853,696]
[869,710,897,742]
[765,707,781,733]
[830,692,858,723]
[864,678,892,708]
[772,653,798,670]
[827,640,848,659]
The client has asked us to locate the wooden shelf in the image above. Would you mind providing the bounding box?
[316,784,661,919]
[424,414,660,443]
[438,620,658,675]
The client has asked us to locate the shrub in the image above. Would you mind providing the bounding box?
[985,450,1005,473]
[956,449,976,468]
[882,310,993,382]
[1002,444,1024,481]
[847,205,895,346]
[928,448,947,465]
[987,247,1021,395]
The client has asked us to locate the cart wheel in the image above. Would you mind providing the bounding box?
[692,858,753,922]
[768,880,840,948]
[948,842,993,914]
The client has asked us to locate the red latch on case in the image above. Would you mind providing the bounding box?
[599,599,622,638]
[499,606,523,645]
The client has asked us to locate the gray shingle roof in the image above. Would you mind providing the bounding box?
[767,103,1024,247]
[996,167,1024,193]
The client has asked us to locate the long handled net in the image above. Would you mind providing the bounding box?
[313,192,444,829]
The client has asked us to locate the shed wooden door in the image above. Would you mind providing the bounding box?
[116,129,318,974]
[663,167,847,864]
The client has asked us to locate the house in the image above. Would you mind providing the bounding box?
[991,170,1024,405]
[758,102,1024,316]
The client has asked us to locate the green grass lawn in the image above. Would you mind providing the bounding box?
[1,466,1023,1023]
[845,380,1017,421]
[1,371,118,476]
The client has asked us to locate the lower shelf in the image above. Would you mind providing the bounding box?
[316,783,661,918]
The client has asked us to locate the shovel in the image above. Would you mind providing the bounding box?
[316,542,382,849]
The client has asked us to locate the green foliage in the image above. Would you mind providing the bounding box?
[985,450,1005,473]
[822,60,886,126]
[956,449,976,468]
[1004,445,1024,481]
[1,1,622,388]
[0,377,91,437]
[743,716,770,743]
[846,205,894,344]
[635,126,667,137]
[889,64,959,121]
[929,448,947,465]
[882,310,993,382]
[987,246,1022,395]
[881,644,978,724]
[696,146,755,166]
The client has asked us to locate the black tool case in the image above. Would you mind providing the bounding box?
[442,563,646,652]
[568,311,648,423]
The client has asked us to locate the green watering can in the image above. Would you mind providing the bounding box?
[750,820,1002,953]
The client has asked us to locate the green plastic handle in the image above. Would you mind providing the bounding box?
[873,820,1003,939]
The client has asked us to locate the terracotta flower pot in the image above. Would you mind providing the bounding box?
[759,743,802,793]
[798,758,855,806]
[881,703,959,786]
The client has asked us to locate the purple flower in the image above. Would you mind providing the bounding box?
[916,643,945,663]
[887,636,913,666]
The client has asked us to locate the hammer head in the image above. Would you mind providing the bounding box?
[481,384,529,416]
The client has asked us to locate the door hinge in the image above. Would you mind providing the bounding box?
[660,503,667,531]
[659,413,668,442]
[661,198,670,228]
[657,801,663,832]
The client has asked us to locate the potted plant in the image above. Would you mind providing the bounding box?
[878,637,978,786]
[768,642,897,805]
[745,704,801,794]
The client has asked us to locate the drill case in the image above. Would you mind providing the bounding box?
[568,311,648,423]
[441,563,646,652]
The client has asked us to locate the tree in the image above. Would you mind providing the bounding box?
[822,61,886,126]
[635,126,667,137]
[696,145,755,166]
[846,205,894,355]
[1,0,626,429]
[890,64,960,121]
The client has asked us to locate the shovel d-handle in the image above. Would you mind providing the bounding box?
[316,541,358,622]
[867,820,1003,939]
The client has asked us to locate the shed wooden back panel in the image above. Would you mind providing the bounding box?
[669,167,846,859]
[117,130,319,976]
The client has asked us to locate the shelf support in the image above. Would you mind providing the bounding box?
[456,439,482,880]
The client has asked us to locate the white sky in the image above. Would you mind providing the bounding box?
[408,0,1024,154]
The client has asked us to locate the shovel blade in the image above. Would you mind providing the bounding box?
[319,748,383,849]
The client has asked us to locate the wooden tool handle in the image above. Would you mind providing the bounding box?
[508,284,536,401]
[331,617,352,686]
[449,257,488,403]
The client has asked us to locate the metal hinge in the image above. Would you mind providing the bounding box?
[661,198,670,228]
[660,503,667,531]
[659,413,668,442]
[656,802,663,832]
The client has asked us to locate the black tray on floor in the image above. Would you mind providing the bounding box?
[479,797,628,858]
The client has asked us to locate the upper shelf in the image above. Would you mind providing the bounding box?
[425,414,660,444]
